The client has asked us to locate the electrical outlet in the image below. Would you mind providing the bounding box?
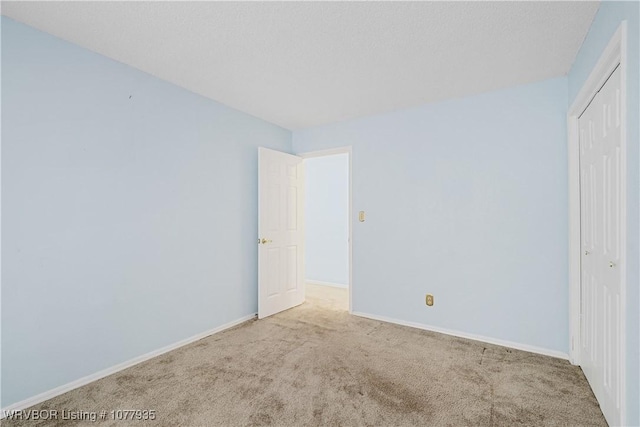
[426,294,434,306]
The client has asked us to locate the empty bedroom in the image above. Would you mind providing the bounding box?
[1,1,638,426]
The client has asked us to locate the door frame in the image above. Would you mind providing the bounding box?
[567,21,627,423]
[298,147,353,314]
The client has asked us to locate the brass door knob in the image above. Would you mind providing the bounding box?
[261,238,273,244]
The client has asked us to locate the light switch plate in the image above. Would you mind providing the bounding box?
[426,294,434,306]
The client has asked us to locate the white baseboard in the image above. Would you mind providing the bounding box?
[1,313,257,417]
[351,311,569,361]
[306,280,348,289]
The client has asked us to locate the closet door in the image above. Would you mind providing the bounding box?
[578,65,622,427]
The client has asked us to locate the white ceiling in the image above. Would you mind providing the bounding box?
[2,1,599,130]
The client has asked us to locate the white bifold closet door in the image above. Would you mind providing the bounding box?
[578,65,622,427]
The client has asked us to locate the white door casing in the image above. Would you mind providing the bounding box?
[258,147,305,319]
[579,65,623,427]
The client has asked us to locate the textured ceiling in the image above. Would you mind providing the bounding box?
[2,1,599,129]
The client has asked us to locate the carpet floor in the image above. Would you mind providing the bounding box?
[5,284,606,426]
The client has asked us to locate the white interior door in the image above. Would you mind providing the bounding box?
[579,65,622,426]
[258,147,305,319]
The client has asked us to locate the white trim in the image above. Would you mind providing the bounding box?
[0,16,4,409]
[0,313,257,418]
[352,311,569,361]
[567,106,581,366]
[299,146,353,314]
[306,280,348,289]
[567,21,627,426]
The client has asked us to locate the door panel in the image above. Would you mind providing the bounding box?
[579,65,622,426]
[285,245,297,291]
[258,147,305,319]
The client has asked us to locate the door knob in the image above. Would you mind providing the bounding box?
[609,261,616,268]
[585,251,590,255]
[261,238,272,244]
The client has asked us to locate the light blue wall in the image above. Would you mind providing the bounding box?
[304,154,349,286]
[294,77,569,354]
[568,2,640,424]
[1,17,292,407]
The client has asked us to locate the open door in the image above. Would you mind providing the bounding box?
[258,147,305,319]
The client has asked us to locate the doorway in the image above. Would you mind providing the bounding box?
[301,148,352,313]
[257,147,352,319]
[567,22,627,427]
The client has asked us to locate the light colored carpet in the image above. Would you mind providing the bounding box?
[5,284,606,426]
